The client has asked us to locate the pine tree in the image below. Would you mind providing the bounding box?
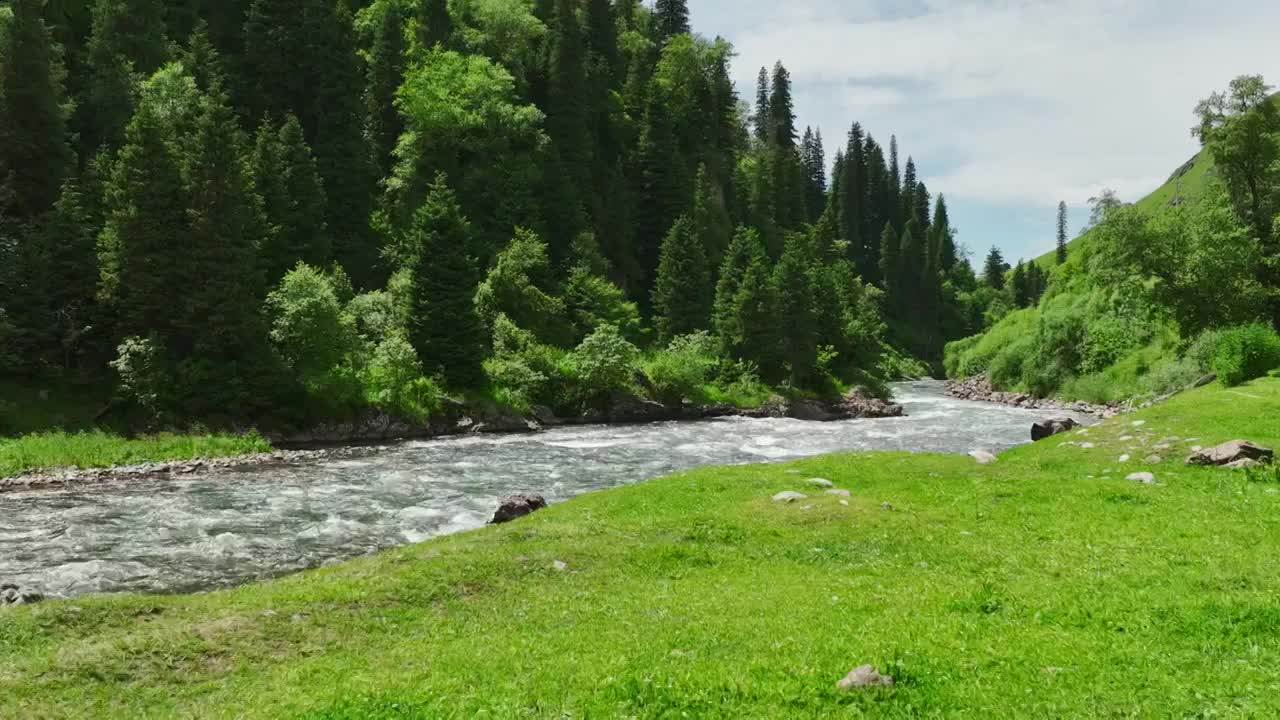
[728,253,782,379]
[983,246,1007,290]
[753,67,771,144]
[632,94,688,299]
[0,0,75,219]
[364,0,408,178]
[931,195,956,272]
[403,174,486,389]
[713,225,765,347]
[898,217,926,312]
[654,0,690,45]
[692,164,732,267]
[800,127,827,223]
[900,156,918,233]
[878,221,900,300]
[1011,261,1029,307]
[768,62,796,149]
[888,135,902,232]
[416,0,454,50]
[547,0,590,203]
[252,115,330,285]
[1056,200,1069,264]
[772,233,818,386]
[652,216,711,343]
[78,0,169,157]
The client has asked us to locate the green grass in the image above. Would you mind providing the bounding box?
[4,379,1280,717]
[0,430,273,478]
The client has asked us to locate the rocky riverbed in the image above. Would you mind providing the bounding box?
[945,375,1124,418]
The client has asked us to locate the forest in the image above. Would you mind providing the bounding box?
[0,0,998,432]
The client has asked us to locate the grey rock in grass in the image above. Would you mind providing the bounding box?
[1126,472,1157,485]
[1119,454,1131,463]
[969,450,998,465]
[1186,440,1274,467]
[837,665,895,690]
[1226,458,1263,470]
[1032,417,1078,442]
[772,491,808,503]
[826,488,852,497]
[1,584,44,606]
[489,494,548,524]
[806,478,834,488]
[1144,455,1164,465]
[552,560,568,571]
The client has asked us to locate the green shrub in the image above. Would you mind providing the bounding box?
[987,336,1035,390]
[266,264,359,383]
[567,325,640,404]
[643,332,718,406]
[110,334,173,423]
[363,334,443,422]
[347,290,400,347]
[706,360,773,408]
[1213,323,1280,387]
[1185,328,1222,374]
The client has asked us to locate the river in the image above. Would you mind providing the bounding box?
[0,381,1085,598]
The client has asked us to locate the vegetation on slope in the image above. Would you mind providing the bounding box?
[3,379,1280,717]
[0,430,270,478]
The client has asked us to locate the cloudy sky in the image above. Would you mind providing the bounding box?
[688,0,1280,264]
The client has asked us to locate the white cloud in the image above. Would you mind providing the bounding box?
[693,0,1280,209]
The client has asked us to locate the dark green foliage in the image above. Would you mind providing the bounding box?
[78,0,170,157]
[252,115,330,285]
[713,226,765,349]
[652,216,711,343]
[416,0,454,51]
[653,0,689,44]
[1213,323,1280,386]
[983,246,1008,290]
[691,164,733,267]
[363,0,408,178]
[752,67,770,144]
[771,233,818,385]
[768,61,796,149]
[878,221,900,297]
[402,174,486,389]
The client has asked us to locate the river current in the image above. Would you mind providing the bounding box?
[0,381,1085,598]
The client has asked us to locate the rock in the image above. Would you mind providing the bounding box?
[1119,454,1131,463]
[552,560,568,571]
[489,494,548,524]
[837,665,895,690]
[772,491,808,503]
[608,396,674,424]
[787,398,840,422]
[1126,472,1157,484]
[1032,417,1078,442]
[473,408,536,434]
[826,489,852,497]
[841,388,905,419]
[1226,458,1263,470]
[1144,455,1163,465]
[1,584,43,606]
[1186,440,1274,467]
[806,478,834,488]
[969,450,998,465]
[529,405,563,427]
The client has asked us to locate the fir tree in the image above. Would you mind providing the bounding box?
[900,156,918,233]
[728,253,782,380]
[983,246,1007,290]
[547,0,590,202]
[1011,260,1029,307]
[713,225,765,347]
[364,0,408,178]
[403,174,486,389]
[888,135,902,232]
[801,127,827,223]
[1056,200,1069,265]
[632,94,688,299]
[652,216,711,343]
[877,221,900,299]
[252,115,330,285]
[0,0,75,219]
[654,0,690,45]
[861,136,889,282]
[78,0,169,157]
[839,123,866,269]
[768,61,796,149]
[692,164,733,267]
[416,0,454,50]
[772,233,818,385]
[931,195,956,272]
[753,67,771,144]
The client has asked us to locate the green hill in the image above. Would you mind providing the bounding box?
[1031,149,1216,270]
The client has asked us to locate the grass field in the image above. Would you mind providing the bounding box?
[3,379,1280,717]
[0,430,272,478]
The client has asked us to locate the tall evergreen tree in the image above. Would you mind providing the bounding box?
[753,67,771,144]
[861,137,889,282]
[252,115,330,285]
[78,0,169,158]
[898,217,926,310]
[1056,200,1069,264]
[416,0,454,50]
[772,233,818,385]
[728,253,782,379]
[800,127,827,223]
[654,0,690,45]
[931,195,956,272]
[547,0,590,206]
[877,221,900,300]
[983,246,1007,290]
[768,61,796,149]
[888,135,902,232]
[403,174,486,388]
[692,164,733,266]
[652,216,711,343]
[0,0,75,219]
[713,225,765,347]
[1011,260,1029,307]
[364,0,408,179]
[632,94,688,299]
[900,156,918,233]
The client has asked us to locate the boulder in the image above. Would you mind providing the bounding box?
[837,665,895,690]
[1126,472,1157,485]
[969,450,998,465]
[842,388,905,419]
[1192,373,1218,388]
[1186,440,1274,467]
[1,583,43,606]
[825,489,852,497]
[489,494,548,525]
[806,478,834,489]
[1031,417,1078,442]
[607,397,674,424]
[787,398,841,422]
[772,491,808,503]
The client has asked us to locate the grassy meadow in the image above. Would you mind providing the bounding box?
[0,430,272,478]
[2,379,1280,717]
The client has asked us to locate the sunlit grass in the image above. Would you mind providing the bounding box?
[0,430,272,477]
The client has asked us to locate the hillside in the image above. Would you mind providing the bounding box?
[1031,149,1216,270]
[4,378,1280,717]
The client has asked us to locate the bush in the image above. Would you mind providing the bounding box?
[363,334,443,423]
[987,335,1035,390]
[1213,323,1280,387]
[643,332,718,406]
[347,290,400,347]
[1185,328,1221,374]
[266,264,360,383]
[110,334,173,423]
[707,360,773,409]
[567,325,639,404]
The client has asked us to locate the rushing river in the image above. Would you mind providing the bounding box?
[0,381,1086,598]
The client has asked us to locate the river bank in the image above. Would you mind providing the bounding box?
[945,375,1125,418]
[1,388,902,491]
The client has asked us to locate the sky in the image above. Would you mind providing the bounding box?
[687,0,1280,264]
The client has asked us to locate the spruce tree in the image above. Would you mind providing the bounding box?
[914,179,931,234]
[654,0,690,45]
[547,0,590,201]
[932,195,956,271]
[983,246,1007,290]
[78,0,169,157]
[713,225,765,347]
[877,221,900,301]
[728,253,782,380]
[364,0,408,179]
[753,67,771,144]
[403,174,486,389]
[900,156,918,232]
[0,0,75,219]
[840,124,866,269]
[768,62,796,149]
[1056,200,1069,264]
[772,233,818,386]
[862,136,889,282]
[252,115,330,285]
[652,216,711,343]
[416,0,454,50]
[632,94,688,299]
[888,135,902,231]
[1011,261,1029,307]
[692,164,733,267]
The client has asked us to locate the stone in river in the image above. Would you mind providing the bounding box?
[489,494,548,524]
